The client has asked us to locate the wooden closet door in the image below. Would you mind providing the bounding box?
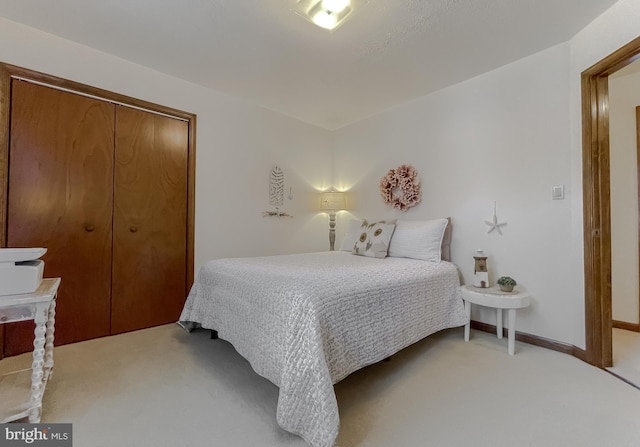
[6,80,114,355]
[111,106,188,334]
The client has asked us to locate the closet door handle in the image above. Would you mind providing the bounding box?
[129,226,138,233]
[84,224,95,233]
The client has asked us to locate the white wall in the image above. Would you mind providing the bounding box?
[609,68,640,324]
[333,44,575,345]
[0,17,333,272]
[332,0,640,349]
[3,0,640,349]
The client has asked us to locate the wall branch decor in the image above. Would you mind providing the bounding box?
[262,208,292,218]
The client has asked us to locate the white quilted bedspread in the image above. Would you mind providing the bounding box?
[179,251,468,447]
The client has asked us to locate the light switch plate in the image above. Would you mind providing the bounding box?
[552,184,565,200]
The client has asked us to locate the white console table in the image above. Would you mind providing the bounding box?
[0,278,60,423]
[461,284,530,355]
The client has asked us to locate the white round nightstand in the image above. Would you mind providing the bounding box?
[461,285,531,355]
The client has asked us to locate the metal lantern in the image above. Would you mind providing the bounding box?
[473,249,489,288]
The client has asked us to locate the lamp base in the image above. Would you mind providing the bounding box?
[329,212,336,251]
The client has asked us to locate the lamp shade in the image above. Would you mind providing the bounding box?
[319,191,347,211]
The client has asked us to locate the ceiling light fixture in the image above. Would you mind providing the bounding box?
[321,0,350,13]
[295,0,353,31]
[312,10,339,30]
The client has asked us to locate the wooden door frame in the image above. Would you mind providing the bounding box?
[0,63,197,359]
[637,106,640,332]
[582,36,640,368]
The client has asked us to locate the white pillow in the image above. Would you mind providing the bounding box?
[388,218,449,262]
[339,219,364,251]
[352,220,396,259]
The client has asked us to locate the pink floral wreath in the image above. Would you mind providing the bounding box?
[379,164,422,211]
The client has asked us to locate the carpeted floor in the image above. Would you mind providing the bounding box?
[608,328,640,389]
[1,324,639,447]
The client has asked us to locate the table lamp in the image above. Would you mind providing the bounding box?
[319,191,347,251]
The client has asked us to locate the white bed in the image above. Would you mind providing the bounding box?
[179,248,468,447]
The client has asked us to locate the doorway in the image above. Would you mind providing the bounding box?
[582,35,640,369]
[605,64,640,388]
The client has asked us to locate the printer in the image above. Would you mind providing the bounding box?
[0,248,47,296]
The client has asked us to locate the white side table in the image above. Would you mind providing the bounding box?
[0,278,60,423]
[461,285,530,355]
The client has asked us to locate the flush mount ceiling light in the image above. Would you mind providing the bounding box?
[295,0,353,31]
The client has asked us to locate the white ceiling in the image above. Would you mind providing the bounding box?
[0,0,619,130]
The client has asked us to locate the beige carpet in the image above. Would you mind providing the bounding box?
[2,324,639,447]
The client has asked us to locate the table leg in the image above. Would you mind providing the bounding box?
[28,303,48,423]
[464,300,471,341]
[497,308,503,339]
[44,299,56,370]
[508,308,516,355]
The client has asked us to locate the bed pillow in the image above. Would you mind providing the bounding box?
[352,220,396,259]
[388,218,449,262]
[339,219,364,251]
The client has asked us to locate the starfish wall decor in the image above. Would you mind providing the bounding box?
[485,201,507,235]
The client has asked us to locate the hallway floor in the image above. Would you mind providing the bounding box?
[608,328,640,389]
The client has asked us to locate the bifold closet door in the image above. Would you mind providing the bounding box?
[5,80,114,356]
[111,106,188,334]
